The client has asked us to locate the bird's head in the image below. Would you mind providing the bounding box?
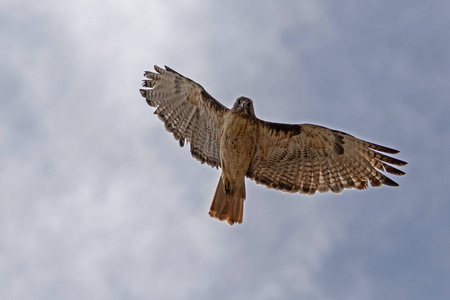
[232,96,255,117]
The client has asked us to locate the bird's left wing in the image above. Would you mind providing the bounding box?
[140,65,229,168]
[246,122,407,195]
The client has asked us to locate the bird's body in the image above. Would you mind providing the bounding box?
[211,98,257,224]
[140,65,407,225]
[221,113,255,193]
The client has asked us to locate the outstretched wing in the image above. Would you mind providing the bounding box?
[246,122,407,194]
[140,65,229,168]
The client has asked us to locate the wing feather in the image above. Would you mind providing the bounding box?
[247,122,407,194]
[140,65,229,168]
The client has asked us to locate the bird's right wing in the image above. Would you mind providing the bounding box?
[247,122,407,194]
[140,65,229,168]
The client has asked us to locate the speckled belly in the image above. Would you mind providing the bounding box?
[220,115,257,180]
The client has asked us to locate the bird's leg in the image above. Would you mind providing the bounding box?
[223,178,233,195]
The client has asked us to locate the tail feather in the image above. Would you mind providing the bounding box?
[209,178,245,225]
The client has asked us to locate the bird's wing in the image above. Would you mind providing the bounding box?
[246,122,407,194]
[140,65,229,168]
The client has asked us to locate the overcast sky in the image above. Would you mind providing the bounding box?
[1,1,450,299]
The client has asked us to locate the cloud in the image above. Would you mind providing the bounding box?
[1,1,449,300]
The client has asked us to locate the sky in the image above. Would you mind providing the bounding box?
[1,0,450,299]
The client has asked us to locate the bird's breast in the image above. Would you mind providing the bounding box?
[220,114,257,177]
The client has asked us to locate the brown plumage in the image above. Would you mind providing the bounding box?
[140,65,407,225]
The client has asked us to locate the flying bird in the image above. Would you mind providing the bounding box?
[140,65,407,225]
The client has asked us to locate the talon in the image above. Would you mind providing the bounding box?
[224,180,233,195]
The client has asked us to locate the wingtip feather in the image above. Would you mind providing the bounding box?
[154,65,164,73]
[367,141,400,154]
[382,176,400,187]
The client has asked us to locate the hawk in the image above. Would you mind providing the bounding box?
[140,65,407,225]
